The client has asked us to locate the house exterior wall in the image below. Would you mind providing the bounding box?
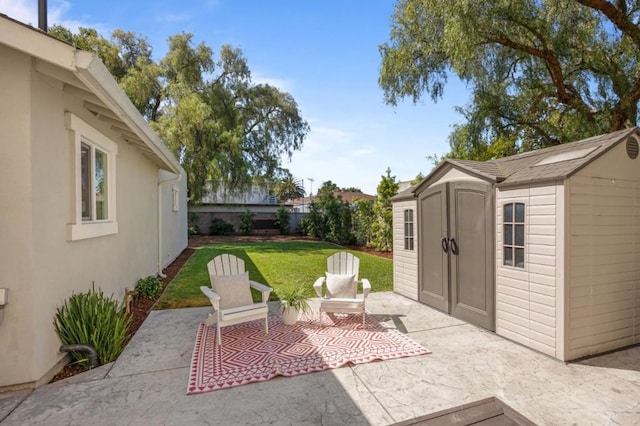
[566,141,640,359]
[0,45,186,389]
[159,169,188,269]
[0,43,37,389]
[392,199,418,300]
[495,183,565,359]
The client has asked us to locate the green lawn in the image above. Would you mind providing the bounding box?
[155,241,393,309]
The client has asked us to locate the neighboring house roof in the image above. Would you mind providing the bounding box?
[289,191,375,205]
[410,127,639,195]
[0,14,182,174]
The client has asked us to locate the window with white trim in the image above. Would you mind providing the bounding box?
[66,113,118,241]
[172,185,179,212]
[404,209,414,251]
[503,202,525,268]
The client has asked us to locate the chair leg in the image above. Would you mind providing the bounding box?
[265,317,269,335]
[217,324,222,346]
[319,310,323,326]
[362,312,365,326]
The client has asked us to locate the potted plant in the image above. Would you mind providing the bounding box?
[279,285,311,325]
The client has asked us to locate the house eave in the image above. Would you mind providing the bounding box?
[74,56,182,174]
[0,14,183,175]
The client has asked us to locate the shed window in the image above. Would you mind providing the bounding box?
[503,203,525,268]
[404,209,414,251]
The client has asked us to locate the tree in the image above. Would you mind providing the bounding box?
[371,168,399,251]
[342,187,362,193]
[50,27,309,201]
[353,198,374,246]
[274,205,291,235]
[410,172,425,185]
[274,176,305,202]
[301,180,353,244]
[380,0,640,158]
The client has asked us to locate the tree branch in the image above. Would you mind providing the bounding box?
[574,0,640,50]
[484,33,595,121]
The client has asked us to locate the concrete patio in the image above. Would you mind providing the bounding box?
[1,291,639,425]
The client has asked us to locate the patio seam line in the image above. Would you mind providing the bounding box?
[348,364,397,424]
[0,391,32,423]
[106,365,189,381]
[404,323,468,334]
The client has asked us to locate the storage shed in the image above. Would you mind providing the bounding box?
[392,128,640,361]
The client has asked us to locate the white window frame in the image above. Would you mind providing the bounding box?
[404,209,414,251]
[503,202,525,268]
[172,185,179,212]
[66,113,118,241]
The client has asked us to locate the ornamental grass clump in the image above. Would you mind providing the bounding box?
[53,287,131,368]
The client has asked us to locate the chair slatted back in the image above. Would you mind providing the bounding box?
[327,252,359,280]
[207,254,245,278]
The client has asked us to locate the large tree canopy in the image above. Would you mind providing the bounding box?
[379,0,640,159]
[50,26,309,201]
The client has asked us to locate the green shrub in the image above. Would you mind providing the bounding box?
[274,205,290,234]
[135,275,163,299]
[53,288,131,367]
[239,209,255,235]
[188,213,200,235]
[209,217,234,236]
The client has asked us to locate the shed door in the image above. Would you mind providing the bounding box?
[449,182,495,331]
[418,184,449,312]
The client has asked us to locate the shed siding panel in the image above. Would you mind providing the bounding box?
[393,200,418,300]
[496,184,561,358]
[568,146,640,359]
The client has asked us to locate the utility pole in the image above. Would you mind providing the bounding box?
[307,178,314,198]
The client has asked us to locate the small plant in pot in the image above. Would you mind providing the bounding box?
[279,285,311,325]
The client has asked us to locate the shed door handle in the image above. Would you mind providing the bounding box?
[441,237,449,253]
[450,238,459,255]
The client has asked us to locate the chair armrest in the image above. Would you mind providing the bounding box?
[360,279,371,299]
[200,286,221,311]
[313,276,325,298]
[250,281,272,303]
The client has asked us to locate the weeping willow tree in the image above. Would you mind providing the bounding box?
[380,0,640,159]
[50,27,309,201]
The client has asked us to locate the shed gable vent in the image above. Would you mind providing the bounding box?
[534,146,599,167]
[626,137,639,159]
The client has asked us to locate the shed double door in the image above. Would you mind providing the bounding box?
[418,181,495,331]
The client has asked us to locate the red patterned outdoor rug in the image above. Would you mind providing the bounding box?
[187,313,430,395]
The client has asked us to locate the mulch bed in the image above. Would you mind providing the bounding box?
[50,234,391,382]
[50,247,195,382]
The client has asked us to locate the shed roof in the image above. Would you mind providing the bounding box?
[408,127,639,197]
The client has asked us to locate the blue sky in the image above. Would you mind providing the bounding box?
[3,0,470,195]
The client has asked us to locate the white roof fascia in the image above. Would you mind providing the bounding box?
[0,15,183,175]
[73,52,183,174]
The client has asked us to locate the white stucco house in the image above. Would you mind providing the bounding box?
[393,128,640,362]
[0,15,187,390]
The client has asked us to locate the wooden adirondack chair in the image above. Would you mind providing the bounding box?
[200,254,272,345]
[313,252,371,325]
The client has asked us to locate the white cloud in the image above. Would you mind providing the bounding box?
[352,148,374,157]
[1,0,37,24]
[252,74,293,92]
[1,0,106,33]
[156,13,191,23]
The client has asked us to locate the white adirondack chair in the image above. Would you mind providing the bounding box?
[200,254,272,346]
[313,252,371,325]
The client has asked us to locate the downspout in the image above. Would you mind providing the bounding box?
[158,172,182,278]
[59,344,99,369]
